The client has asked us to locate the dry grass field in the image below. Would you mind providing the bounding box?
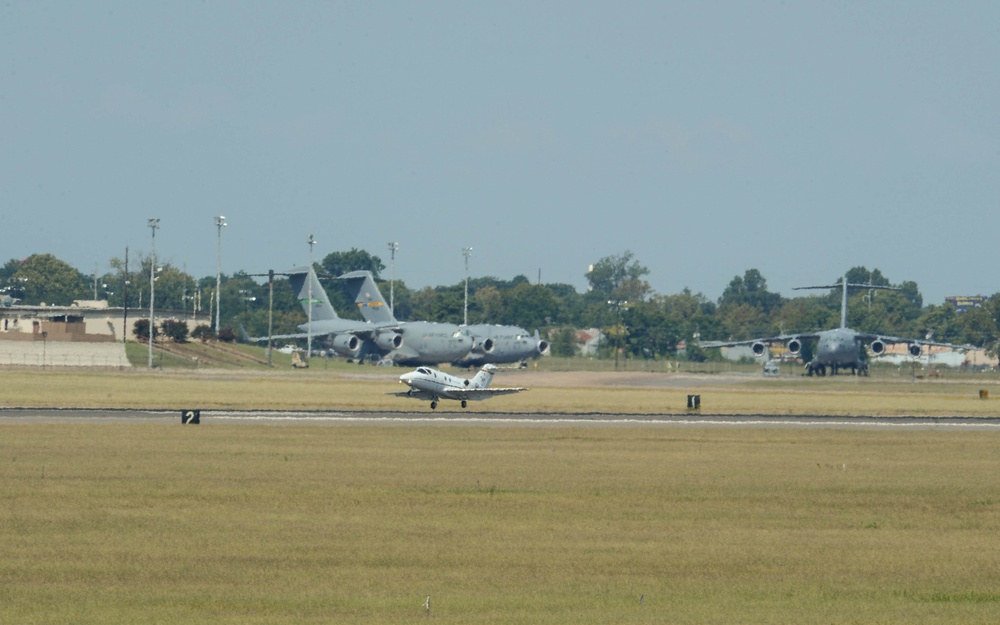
[1,365,1000,416]
[3,366,1000,623]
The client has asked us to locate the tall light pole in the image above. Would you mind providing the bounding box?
[306,234,316,359]
[214,215,226,334]
[462,246,473,326]
[147,218,159,369]
[607,299,629,370]
[388,241,398,313]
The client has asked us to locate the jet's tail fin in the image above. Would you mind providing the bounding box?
[285,265,339,322]
[337,270,397,324]
[470,363,498,389]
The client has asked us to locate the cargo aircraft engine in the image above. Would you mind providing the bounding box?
[908,343,922,357]
[869,338,886,355]
[786,337,802,355]
[331,334,362,358]
[751,341,767,357]
[471,337,495,355]
[374,331,403,351]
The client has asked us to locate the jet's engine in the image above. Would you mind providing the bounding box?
[870,338,886,355]
[786,337,802,356]
[374,331,403,351]
[470,337,495,355]
[751,342,767,357]
[331,334,362,357]
[908,343,922,357]
[536,339,550,355]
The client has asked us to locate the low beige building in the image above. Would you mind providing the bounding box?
[0,300,210,367]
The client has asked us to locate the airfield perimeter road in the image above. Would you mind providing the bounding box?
[2,407,1000,431]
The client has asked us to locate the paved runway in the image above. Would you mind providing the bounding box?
[3,407,1000,430]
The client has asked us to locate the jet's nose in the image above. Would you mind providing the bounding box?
[399,372,416,386]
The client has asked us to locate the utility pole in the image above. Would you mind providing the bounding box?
[249,270,290,367]
[147,218,159,369]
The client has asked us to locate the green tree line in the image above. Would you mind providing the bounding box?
[3,251,998,358]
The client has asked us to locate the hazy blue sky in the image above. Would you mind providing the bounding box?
[2,1,997,304]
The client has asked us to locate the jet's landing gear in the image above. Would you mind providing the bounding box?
[805,361,827,377]
[461,400,468,408]
[430,400,438,410]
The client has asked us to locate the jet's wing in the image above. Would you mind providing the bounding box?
[389,389,529,401]
[441,387,528,401]
[245,322,402,343]
[699,334,820,349]
[391,390,435,400]
[855,334,976,350]
[244,331,317,342]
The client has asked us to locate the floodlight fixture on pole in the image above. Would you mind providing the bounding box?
[306,234,316,359]
[147,218,160,369]
[388,241,399,313]
[214,215,226,334]
[462,246,473,326]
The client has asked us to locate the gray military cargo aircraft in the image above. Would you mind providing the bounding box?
[451,324,548,368]
[253,266,472,366]
[337,270,548,367]
[700,276,973,376]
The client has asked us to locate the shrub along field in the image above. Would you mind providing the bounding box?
[3,367,1000,623]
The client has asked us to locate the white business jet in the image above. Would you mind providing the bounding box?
[395,364,527,410]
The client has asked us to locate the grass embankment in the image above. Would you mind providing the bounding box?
[2,425,1000,624]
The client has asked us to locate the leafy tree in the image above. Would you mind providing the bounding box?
[321,248,385,280]
[409,286,463,324]
[914,303,959,344]
[773,297,833,335]
[378,279,412,320]
[11,254,89,305]
[473,285,504,323]
[0,258,21,284]
[659,289,722,344]
[718,269,781,315]
[953,304,997,348]
[976,295,1000,357]
[500,283,559,329]
[622,301,679,358]
[845,266,890,287]
[718,303,773,340]
[585,251,651,302]
[549,327,578,357]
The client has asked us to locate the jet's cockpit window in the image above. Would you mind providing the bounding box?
[416,368,431,375]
